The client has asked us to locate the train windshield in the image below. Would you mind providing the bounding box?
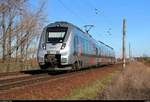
[46,27,68,43]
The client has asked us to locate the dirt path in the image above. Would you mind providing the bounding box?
[0,64,121,100]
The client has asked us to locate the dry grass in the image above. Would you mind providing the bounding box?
[143,60,150,67]
[0,60,39,73]
[97,61,150,100]
[64,72,118,100]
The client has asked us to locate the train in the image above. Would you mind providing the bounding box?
[37,21,115,70]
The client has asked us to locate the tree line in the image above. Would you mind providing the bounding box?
[0,0,47,70]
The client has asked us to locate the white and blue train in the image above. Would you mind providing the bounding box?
[37,21,115,70]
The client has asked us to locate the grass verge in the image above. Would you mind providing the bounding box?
[97,62,150,100]
[63,70,120,100]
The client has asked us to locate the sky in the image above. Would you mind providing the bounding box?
[30,0,150,58]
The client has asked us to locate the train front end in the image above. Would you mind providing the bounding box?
[37,22,72,70]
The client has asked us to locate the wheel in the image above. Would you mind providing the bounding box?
[72,62,78,71]
[72,61,81,71]
[77,61,82,69]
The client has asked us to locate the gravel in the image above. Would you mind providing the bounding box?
[0,64,121,100]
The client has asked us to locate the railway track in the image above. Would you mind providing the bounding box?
[0,73,52,91]
[0,64,120,92]
[0,70,72,92]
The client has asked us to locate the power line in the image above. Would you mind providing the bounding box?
[57,0,75,16]
[80,0,112,36]
[56,0,113,36]
[86,0,103,15]
[56,0,87,24]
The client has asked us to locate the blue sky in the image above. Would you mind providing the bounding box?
[30,0,150,58]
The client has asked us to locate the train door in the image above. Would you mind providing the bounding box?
[73,36,82,70]
[74,36,78,55]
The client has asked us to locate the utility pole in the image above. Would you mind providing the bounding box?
[129,43,131,61]
[122,19,126,68]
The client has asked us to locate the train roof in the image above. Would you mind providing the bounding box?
[47,21,114,50]
[47,21,92,36]
[47,21,85,33]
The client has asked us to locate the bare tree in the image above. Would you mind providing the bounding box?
[0,0,47,71]
[0,0,27,62]
[1,12,6,62]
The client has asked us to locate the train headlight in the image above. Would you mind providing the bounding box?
[61,58,67,63]
[61,43,66,49]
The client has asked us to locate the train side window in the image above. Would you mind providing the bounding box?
[85,40,88,54]
[83,38,86,54]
